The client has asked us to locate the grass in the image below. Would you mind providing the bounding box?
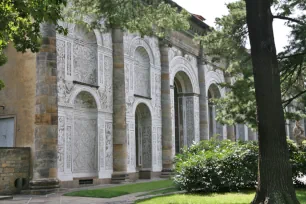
[64,179,174,198]
[136,187,180,197]
[137,190,306,204]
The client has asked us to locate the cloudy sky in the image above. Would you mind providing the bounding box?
[173,0,291,52]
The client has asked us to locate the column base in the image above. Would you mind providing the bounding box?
[111,172,130,184]
[160,168,173,178]
[22,178,60,195]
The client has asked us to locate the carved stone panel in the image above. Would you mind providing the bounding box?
[58,116,65,172]
[73,118,97,173]
[186,97,195,147]
[105,122,113,170]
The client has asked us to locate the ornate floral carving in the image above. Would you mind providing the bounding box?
[73,42,97,85]
[186,97,195,147]
[66,125,72,170]
[73,118,97,173]
[105,122,113,170]
[67,42,72,76]
[168,47,182,62]
[58,116,65,172]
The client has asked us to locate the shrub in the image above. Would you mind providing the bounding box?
[173,137,306,193]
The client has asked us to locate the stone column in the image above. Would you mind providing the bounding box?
[112,28,128,175]
[197,54,209,140]
[160,42,173,172]
[30,24,59,191]
[224,73,235,141]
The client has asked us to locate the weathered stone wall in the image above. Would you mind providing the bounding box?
[0,44,36,178]
[0,148,31,195]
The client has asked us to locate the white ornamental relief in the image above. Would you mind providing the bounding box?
[170,89,175,157]
[58,116,65,172]
[154,73,161,118]
[73,42,97,85]
[157,127,162,167]
[168,47,182,62]
[184,54,197,69]
[186,97,195,147]
[99,120,105,168]
[105,122,113,170]
[73,118,97,173]
[102,32,112,49]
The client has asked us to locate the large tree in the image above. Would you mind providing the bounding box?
[246,0,299,203]
[0,0,67,90]
[202,0,306,203]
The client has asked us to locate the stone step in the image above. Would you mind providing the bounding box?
[0,196,13,200]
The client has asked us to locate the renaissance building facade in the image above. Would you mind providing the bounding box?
[0,12,263,192]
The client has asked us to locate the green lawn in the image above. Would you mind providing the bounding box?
[137,190,306,204]
[136,187,180,197]
[64,180,174,198]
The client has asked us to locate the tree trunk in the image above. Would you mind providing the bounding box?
[245,1,300,203]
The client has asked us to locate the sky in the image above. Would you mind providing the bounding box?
[173,0,291,53]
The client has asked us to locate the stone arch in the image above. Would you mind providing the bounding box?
[69,86,102,110]
[207,83,223,139]
[134,103,153,175]
[170,56,200,94]
[173,71,198,153]
[129,37,155,66]
[132,99,154,118]
[72,90,98,177]
[206,71,225,97]
[134,47,151,97]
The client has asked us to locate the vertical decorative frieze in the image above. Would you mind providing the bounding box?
[67,41,72,77]
[170,88,175,158]
[152,127,157,165]
[186,97,195,147]
[105,122,113,170]
[157,127,162,168]
[65,113,73,172]
[130,123,135,167]
[194,96,200,143]
[58,116,65,172]
[99,116,105,169]
[99,53,104,85]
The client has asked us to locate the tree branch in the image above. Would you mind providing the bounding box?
[278,52,306,60]
[282,89,306,107]
[273,15,305,25]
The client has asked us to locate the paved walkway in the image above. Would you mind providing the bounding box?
[0,178,173,204]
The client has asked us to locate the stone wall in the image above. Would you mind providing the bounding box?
[0,148,31,195]
[0,43,36,153]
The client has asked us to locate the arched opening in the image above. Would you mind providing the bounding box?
[72,91,98,177]
[208,84,222,139]
[135,103,152,178]
[173,71,195,154]
[134,47,151,97]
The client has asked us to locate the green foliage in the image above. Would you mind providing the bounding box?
[199,0,306,130]
[64,0,190,37]
[64,179,174,198]
[173,138,306,193]
[0,0,67,67]
[0,80,4,90]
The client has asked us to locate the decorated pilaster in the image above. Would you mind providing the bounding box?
[198,49,209,140]
[160,42,173,172]
[112,28,128,175]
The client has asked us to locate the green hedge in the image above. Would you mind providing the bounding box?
[173,138,306,193]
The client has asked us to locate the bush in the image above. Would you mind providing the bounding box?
[173,138,306,193]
